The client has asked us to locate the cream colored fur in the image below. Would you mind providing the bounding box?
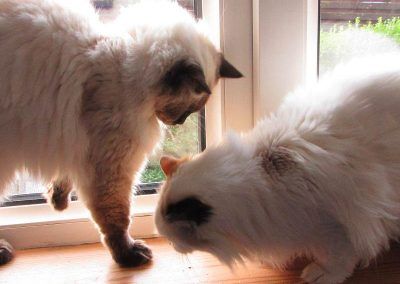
[156,53,400,283]
[0,0,228,266]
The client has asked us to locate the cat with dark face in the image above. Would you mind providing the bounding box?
[0,0,242,267]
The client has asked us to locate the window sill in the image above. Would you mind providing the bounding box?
[0,194,159,249]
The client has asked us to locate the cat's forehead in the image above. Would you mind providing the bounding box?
[162,165,198,202]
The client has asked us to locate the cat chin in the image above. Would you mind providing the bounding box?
[171,242,194,254]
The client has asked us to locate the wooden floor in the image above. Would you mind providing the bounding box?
[1,238,400,284]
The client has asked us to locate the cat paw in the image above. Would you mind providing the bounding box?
[113,240,153,267]
[301,262,350,284]
[47,180,71,211]
[0,239,14,265]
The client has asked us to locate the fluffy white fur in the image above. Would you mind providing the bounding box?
[0,0,218,192]
[156,53,400,283]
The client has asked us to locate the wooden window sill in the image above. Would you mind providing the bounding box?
[1,238,400,283]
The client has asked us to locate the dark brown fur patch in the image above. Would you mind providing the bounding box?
[105,234,152,267]
[0,239,14,265]
[260,147,297,178]
[163,58,211,94]
[47,177,73,211]
[166,197,213,225]
[219,55,243,78]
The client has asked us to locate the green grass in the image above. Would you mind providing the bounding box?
[359,17,400,44]
[320,17,400,74]
[141,165,165,183]
[141,113,200,183]
[321,17,400,46]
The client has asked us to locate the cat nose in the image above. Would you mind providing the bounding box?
[174,111,191,124]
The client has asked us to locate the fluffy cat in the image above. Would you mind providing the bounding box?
[156,53,400,283]
[0,0,242,266]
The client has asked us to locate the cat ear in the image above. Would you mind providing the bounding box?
[219,56,243,78]
[163,59,211,94]
[160,156,179,177]
[260,147,297,177]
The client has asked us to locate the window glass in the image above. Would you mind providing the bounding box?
[319,0,400,74]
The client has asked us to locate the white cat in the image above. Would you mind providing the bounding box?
[156,53,400,283]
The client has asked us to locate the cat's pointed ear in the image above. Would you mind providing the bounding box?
[260,147,297,177]
[219,56,243,78]
[160,156,179,177]
[163,59,211,94]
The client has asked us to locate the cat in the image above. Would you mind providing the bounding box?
[0,0,242,267]
[155,53,400,283]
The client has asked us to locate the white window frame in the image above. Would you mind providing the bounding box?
[0,0,319,250]
[253,0,319,121]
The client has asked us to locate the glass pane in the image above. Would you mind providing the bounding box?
[319,0,400,75]
[142,113,200,183]
[7,0,201,198]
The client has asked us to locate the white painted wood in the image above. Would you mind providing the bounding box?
[220,0,254,133]
[253,0,319,121]
[203,0,224,146]
[0,195,159,249]
[203,0,254,146]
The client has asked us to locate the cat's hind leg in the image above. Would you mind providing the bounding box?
[47,177,73,211]
[0,239,14,265]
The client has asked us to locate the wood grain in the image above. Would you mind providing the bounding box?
[1,238,400,283]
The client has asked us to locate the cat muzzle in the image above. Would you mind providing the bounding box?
[173,111,191,125]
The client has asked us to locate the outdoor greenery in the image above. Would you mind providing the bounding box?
[141,113,200,183]
[359,17,400,44]
[320,17,400,74]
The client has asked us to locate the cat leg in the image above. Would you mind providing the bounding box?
[47,177,73,211]
[301,232,358,284]
[0,239,14,265]
[84,173,152,267]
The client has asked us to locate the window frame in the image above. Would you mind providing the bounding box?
[252,0,319,121]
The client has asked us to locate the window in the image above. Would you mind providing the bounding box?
[2,0,204,206]
[319,0,400,75]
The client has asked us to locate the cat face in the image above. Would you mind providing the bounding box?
[155,141,260,263]
[154,54,242,125]
[155,156,215,254]
[118,1,243,125]
[155,137,298,265]
[113,1,243,125]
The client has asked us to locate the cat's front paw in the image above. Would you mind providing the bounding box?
[301,262,351,284]
[0,239,14,265]
[113,239,153,267]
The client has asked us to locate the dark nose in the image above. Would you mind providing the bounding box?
[174,111,191,125]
